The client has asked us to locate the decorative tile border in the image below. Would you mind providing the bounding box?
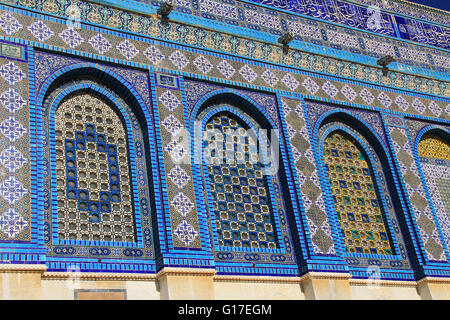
[342,0,449,25]
[0,1,447,93]
[0,5,446,120]
[0,1,446,279]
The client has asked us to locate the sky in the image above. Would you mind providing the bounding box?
[407,0,450,12]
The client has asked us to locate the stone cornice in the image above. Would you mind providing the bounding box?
[42,272,157,281]
[416,276,450,285]
[299,272,353,282]
[349,278,417,287]
[0,263,47,273]
[156,267,217,278]
[214,272,352,283]
[213,275,303,283]
[3,267,450,289]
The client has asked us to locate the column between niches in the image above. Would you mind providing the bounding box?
[278,95,352,289]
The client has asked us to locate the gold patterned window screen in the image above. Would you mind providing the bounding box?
[323,131,394,255]
[418,135,450,160]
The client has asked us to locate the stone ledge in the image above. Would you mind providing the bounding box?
[213,275,302,283]
[0,263,47,273]
[299,272,353,282]
[416,277,450,285]
[349,278,417,287]
[42,272,157,281]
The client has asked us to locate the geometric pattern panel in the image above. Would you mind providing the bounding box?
[9,0,450,80]
[185,87,297,270]
[418,134,450,251]
[155,80,201,248]
[54,93,135,242]
[40,64,155,261]
[323,131,394,255]
[204,113,278,249]
[281,97,336,255]
[0,57,30,242]
[387,125,446,262]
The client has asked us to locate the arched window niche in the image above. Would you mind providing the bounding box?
[41,69,155,253]
[318,121,398,256]
[195,103,288,252]
[416,128,450,248]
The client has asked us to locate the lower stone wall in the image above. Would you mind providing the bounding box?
[213,277,305,300]
[40,279,160,300]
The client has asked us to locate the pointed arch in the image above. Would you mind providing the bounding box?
[37,64,148,118]
[38,66,155,254]
[314,109,389,164]
[191,92,293,254]
[189,89,278,131]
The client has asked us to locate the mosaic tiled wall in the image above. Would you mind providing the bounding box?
[0,56,30,242]
[0,0,447,280]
